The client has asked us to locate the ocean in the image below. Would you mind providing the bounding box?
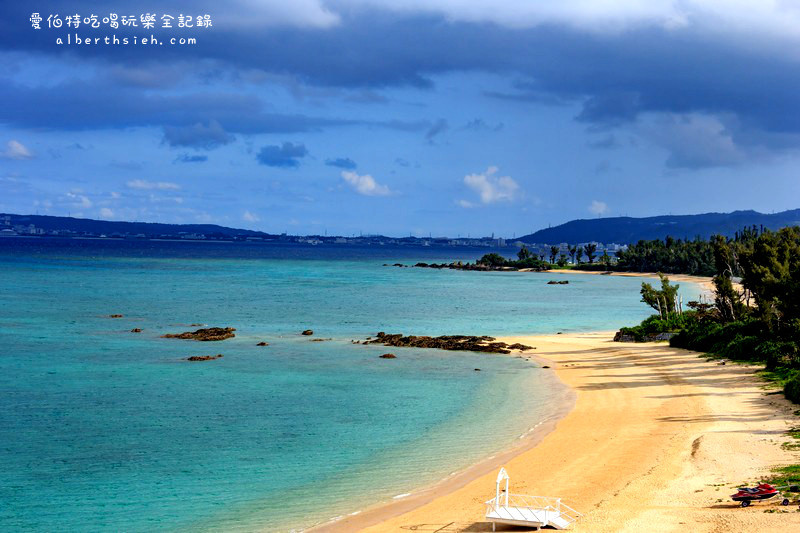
[0,238,704,531]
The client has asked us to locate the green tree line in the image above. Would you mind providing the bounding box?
[620,225,800,403]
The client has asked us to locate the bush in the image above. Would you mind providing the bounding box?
[784,373,800,404]
[755,341,800,371]
[719,334,761,361]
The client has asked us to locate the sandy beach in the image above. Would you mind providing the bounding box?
[541,269,718,296]
[315,331,800,532]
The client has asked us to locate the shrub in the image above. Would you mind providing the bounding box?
[784,373,800,404]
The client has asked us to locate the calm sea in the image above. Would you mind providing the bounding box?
[0,238,703,531]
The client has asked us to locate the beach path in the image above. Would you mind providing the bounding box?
[320,332,800,532]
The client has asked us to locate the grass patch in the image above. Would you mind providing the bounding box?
[765,464,800,486]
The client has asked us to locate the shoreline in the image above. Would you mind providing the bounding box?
[541,269,717,296]
[307,346,577,532]
[314,330,799,532]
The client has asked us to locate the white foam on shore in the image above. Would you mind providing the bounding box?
[393,493,411,499]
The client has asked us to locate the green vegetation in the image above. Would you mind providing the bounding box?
[476,248,549,270]
[640,273,680,315]
[617,313,697,342]
[619,226,800,405]
[765,464,800,487]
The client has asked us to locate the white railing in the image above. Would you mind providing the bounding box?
[485,492,582,527]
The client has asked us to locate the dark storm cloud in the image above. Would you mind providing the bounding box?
[325,157,357,169]
[163,121,234,150]
[0,77,357,134]
[5,4,800,153]
[256,142,308,168]
[425,118,449,142]
[175,153,209,163]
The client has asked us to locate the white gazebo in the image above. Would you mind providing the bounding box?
[484,467,581,531]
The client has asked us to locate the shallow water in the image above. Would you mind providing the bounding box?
[0,239,703,531]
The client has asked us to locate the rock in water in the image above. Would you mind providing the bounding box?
[379,353,397,359]
[162,327,236,341]
[365,333,532,354]
[130,328,142,333]
[256,342,269,346]
[109,314,124,318]
[301,329,314,336]
[186,354,223,361]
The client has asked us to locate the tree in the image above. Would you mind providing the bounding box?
[477,253,507,267]
[600,250,611,266]
[575,247,584,264]
[568,245,577,264]
[549,245,559,264]
[517,246,531,261]
[557,254,568,267]
[584,243,597,264]
[640,273,680,316]
[739,226,800,331]
[711,235,746,323]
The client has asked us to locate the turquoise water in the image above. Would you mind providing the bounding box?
[0,239,703,531]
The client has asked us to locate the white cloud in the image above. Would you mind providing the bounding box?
[66,192,92,208]
[1,140,34,160]
[462,166,519,205]
[242,210,260,222]
[218,0,340,28]
[341,170,392,196]
[589,200,609,216]
[99,207,114,219]
[126,179,181,190]
[337,1,800,41]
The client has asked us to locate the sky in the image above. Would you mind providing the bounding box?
[2,1,800,237]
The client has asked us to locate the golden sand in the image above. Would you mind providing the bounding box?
[315,331,800,532]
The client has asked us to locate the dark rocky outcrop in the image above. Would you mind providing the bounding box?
[301,329,314,336]
[256,342,269,346]
[507,343,532,350]
[413,261,547,272]
[364,332,532,354]
[186,354,223,361]
[613,330,676,343]
[547,280,569,285]
[163,327,236,341]
[130,328,142,333]
[109,314,124,318]
[379,353,397,359]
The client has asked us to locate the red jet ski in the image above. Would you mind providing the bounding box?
[731,484,782,507]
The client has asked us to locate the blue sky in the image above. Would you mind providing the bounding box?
[2,1,800,237]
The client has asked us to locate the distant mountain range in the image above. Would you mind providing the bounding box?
[1,213,273,238]
[5,208,800,246]
[519,209,800,245]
